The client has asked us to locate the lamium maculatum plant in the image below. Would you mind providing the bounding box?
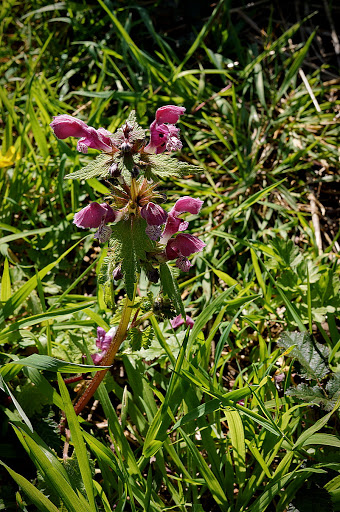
[50,106,205,414]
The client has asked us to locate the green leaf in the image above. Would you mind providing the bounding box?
[224,409,246,487]
[180,429,229,508]
[109,216,154,300]
[143,332,189,457]
[0,257,11,302]
[110,110,145,146]
[12,425,91,512]
[301,433,340,448]
[188,287,236,352]
[293,397,340,449]
[144,153,202,180]
[0,302,95,344]
[170,398,221,432]
[64,153,113,180]
[250,472,308,512]
[0,237,86,325]
[159,262,185,317]
[0,461,59,512]
[58,375,96,510]
[286,382,339,411]
[128,326,153,350]
[28,103,49,159]
[3,354,110,375]
[278,331,329,380]
[0,226,53,245]
[0,374,33,431]
[276,31,316,101]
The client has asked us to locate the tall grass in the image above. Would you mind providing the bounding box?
[1,1,339,510]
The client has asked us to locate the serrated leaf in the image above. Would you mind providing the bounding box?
[114,152,141,184]
[110,110,145,147]
[65,154,113,180]
[143,153,202,180]
[278,331,329,380]
[109,216,154,300]
[286,383,332,409]
[159,263,185,317]
[286,373,340,411]
[128,327,143,351]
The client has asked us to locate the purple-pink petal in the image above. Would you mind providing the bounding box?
[50,115,89,139]
[91,353,104,365]
[141,202,168,226]
[161,216,189,244]
[50,114,112,153]
[96,327,106,347]
[155,106,186,124]
[171,197,204,216]
[92,326,117,365]
[170,314,194,329]
[144,105,185,155]
[165,233,206,260]
[73,203,116,229]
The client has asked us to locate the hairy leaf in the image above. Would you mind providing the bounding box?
[109,216,154,300]
[278,331,329,380]
[159,262,185,317]
[143,153,202,180]
[65,153,113,180]
[287,373,340,411]
[110,110,146,147]
[128,326,154,351]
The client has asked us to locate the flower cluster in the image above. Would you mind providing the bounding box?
[50,105,205,276]
[140,195,205,271]
[50,105,185,156]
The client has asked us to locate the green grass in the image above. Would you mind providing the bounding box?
[0,1,340,511]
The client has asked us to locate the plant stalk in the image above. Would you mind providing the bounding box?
[74,288,136,415]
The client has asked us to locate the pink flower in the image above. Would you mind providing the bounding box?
[161,196,203,243]
[91,326,117,365]
[73,203,118,243]
[165,233,206,271]
[50,114,112,153]
[170,314,194,329]
[73,203,116,229]
[141,202,168,241]
[141,202,167,226]
[144,105,185,154]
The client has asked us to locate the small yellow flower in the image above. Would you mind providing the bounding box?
[0,146,20,168]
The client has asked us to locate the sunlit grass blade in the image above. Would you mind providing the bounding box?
[57,374,96,511]
[0,236,86,325]
[224,409,246,488]
[0,461,59,512]
[180,429,229,509]
[12,424,90,512]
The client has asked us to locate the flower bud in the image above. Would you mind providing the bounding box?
[131,165,140,178]
[112,265,123,281]
[170,314,194,329]
[141,202,167,226]
[109,162,120,177]
[147,268,160,283]
[120,141,132,153]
